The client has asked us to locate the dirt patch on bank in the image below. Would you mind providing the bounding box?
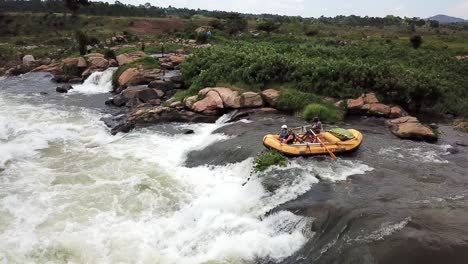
[131,19,186,35]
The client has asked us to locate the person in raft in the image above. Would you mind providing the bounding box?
[280,129,296,144]
[302,117,323,143]
[279,125,289,140]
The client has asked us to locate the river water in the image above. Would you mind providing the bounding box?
[0,73,467,264]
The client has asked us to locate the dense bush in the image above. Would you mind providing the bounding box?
[410,35,423,49]
[104,49,116,60]
[275,89,322,112]
[253,150,287,173]
[302,103,343,122]
[182,39,468,116]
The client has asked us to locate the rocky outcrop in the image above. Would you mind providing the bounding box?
[158,54,187,70]
[22,55,35,65]
[116,51,146,66]
[77,57,87,68]
[241,92,264,108]
[386,116,438,142]
[31,63,63,75]
[199,87,241,108]
[261,89,280,107]
[110,86,163,107]
[116,67,162,88]
[88,57,109,70]
[185,87,266,115]
[347,93,407,118]
[118,68,139,86]
[111,106,219,135]
[192,90,224,115]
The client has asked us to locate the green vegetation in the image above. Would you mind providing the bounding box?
[182,36,468,116]
[253,150,288,173]
[302,103,344,122]
[454,119,468,133]
[111,57,160,87]
[1,1,468,118]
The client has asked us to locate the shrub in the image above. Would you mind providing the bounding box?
[104,49,116,60]
[256,19,280,33]
[74,30,88,55]
[410,35,422,49]
[276,89,322,112]
[302,103,344,122]
[253,150,287,173]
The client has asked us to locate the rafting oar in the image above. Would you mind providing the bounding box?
[311,130,338,161]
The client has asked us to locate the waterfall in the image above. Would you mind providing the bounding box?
[71,67,117,94]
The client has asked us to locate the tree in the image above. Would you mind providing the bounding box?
[256,19,280,33]
[225,14,247,35]
[410,35,423,49]
[75,30,88,55]
[429,20,440,29]
[64,0,90,16]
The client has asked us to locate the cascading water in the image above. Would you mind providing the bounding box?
[0,93,311,263]
[71,68,117,94]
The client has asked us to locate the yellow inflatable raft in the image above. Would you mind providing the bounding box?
[263,129,363,156]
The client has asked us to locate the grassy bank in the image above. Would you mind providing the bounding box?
[181,35,468,116]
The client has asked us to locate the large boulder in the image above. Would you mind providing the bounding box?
[169,55,185,65]
[77,57,87,68]
[363,93,379,104]
[261,89,280,107]
[184,95,198,109]
[148,80,175,92]
[192,90,224,115]
[116,51,146,66]
[347,96,365,110]
[368,103,391,116]
[386,116,438,142]
[32,63,63,75]
[240,92,263,108]
[22,55,35,65]
[118,68,140,86]
[62,57,79,67]
[84,53,104,58]
[111,86,161,107]
[88,57,109,70]
[199,87,241,109]
[390,106,408,118]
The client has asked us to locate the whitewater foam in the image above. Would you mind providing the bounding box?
[0,92,373,263]
[70,68,116,94]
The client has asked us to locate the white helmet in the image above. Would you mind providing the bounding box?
[281,125,287,129]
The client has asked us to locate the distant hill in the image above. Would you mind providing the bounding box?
[427,15,467,23]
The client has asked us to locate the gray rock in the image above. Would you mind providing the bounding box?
[56,84,73,93]
[148,80,175,92]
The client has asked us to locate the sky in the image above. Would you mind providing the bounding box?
[103,0,468,19]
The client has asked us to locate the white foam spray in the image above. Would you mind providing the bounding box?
[71,68,116,94]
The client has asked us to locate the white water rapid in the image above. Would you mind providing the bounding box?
[70,68,117,94]
[0,74,373,263]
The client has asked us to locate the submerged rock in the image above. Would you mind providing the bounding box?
[56,84,73,93]
[111,107,218,134]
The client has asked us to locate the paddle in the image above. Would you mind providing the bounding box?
[311,130,338,161]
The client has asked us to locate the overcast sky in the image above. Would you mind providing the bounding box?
[104,0,468,19]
